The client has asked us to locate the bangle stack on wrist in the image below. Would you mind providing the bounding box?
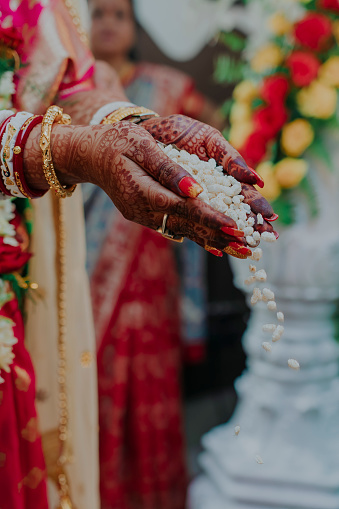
[90,101,159,126]
[39,105,76,199]
[0,105,75,199]
[13,115,47,199]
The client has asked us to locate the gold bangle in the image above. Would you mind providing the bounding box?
[101,106,159,125]
[39,105,76,198]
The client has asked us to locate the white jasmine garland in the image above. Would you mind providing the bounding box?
[0,317,18,383]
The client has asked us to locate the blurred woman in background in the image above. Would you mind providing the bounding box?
[85,1,225,508]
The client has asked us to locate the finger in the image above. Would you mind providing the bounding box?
[164,197,244,238]
[204,129,264,187]
[193,237,252,259]
[125,124,203,198]
[241,183,275,218]
[164,215,252,256]
[247,212,274,234]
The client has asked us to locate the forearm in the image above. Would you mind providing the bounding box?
[23,124,112,190]
[58,89,128,125]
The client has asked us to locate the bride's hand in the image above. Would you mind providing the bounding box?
[141,114,279,234]
[23,122,251,258]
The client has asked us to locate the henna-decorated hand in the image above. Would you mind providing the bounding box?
[23,122,252,258]
[141,115,278,235]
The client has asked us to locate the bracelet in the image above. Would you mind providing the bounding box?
[39,105,76,199]
[1,112,33,198]
[89,101,135,125]
[13,115,48,199]
[0,115,14,199]
[101,106,159,125]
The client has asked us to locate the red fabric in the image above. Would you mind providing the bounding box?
[96,227,187,509]
[0,297,48,509]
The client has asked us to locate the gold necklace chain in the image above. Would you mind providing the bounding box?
[63,0,89,46]
[54,196,74,509]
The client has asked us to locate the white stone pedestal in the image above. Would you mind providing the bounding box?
[189,135,339,509]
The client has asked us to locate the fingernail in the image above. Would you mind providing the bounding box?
[249,167,264,188]
[221,226,244,237]
[274,231,279,240]
[205,246,223,257]
[229,242,252,256]
[178,176,203,198]
[264,213,279,222]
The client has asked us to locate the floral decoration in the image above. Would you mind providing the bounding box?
[221,0,339,223]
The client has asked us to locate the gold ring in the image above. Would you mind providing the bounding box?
[156,214,184,243]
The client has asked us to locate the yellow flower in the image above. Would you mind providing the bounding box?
[255,162,281,201]
[251,44,284,73]
[297,80,337,119]
[275,158,308,189]
[268,13,292,36]
[229,102,252,125]
[319,56,339,88]
[281,119,314,157]
[228,122,253,150]
[333,20,339,45]
[233,80,258,103]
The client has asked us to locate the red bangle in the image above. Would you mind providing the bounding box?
[0,115,15,197]
[13,115,48,199]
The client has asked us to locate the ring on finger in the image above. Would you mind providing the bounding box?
[156,214,184,243]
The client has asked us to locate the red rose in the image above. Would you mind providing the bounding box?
[294,13,332,51]
[253,104,288,140]
[318,0,339,11]
[240,132,268,167]
[261,75,289,105]
[0,238,31,274]
[0,213,31,274]
[286,51,321,87]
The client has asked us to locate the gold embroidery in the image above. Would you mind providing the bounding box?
[14,365,31,392]
[21,417,39,443]
[18,467,45,491]
[80,351,92,367]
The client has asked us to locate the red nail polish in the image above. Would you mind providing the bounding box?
[229,242,252,256]
[205,246,223,257]
[221,226,244,237]
[274,231,279,240]
[264,213,279,222]
[249,167,264,188]
[178,176,203,198]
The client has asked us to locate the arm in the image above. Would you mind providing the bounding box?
[22,122,251,256]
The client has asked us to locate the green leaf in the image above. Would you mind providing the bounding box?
[214,55,245,84]
[308,136,335,172]
[219,32,246,52]
[271,194,295,225]
[298,175,318,218]
[220,98,233,117]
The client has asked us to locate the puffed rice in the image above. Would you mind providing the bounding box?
[262,288,274,301]
[257,213,263,225]
[249,264,256,273]
[288,359,300,370]
[255,455,264,464]
[250,248,263,261]
[267,300,277,311]
[245,276,256,285]
[234,425,241,436]
[262,324,276,333]
[262,342,272,352]
[251,287,262,306]
[272,325,284,342]
[255,269,267,282]
[261,232,277,243]
[277,312,284,322]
